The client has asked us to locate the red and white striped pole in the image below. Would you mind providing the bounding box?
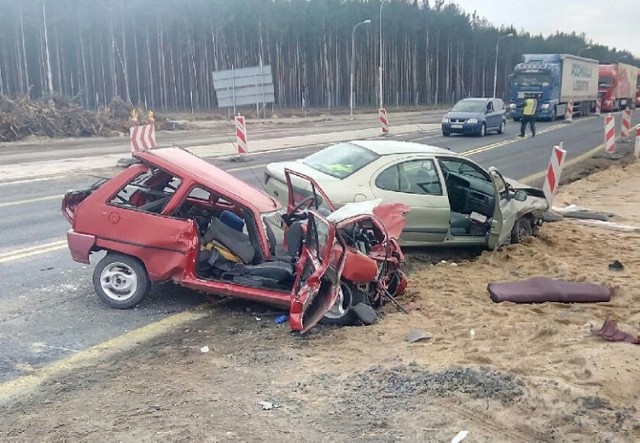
[635,127,640,159]
[621,108,631,142]
[235,115,248,154]
[604,113,616,154]
[595,97,601,116]
[542,144,567,206]
[564,101,573,123]
[379,108,389,135]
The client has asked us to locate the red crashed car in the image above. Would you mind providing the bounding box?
[62,147,408,333]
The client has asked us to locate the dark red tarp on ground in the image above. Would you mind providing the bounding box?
[487,277,611,304]
[591,317,640,344]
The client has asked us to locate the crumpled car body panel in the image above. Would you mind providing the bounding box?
[62,147,403,333]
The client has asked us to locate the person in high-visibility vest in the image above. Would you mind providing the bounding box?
[519,97,537,137]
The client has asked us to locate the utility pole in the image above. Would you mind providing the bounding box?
[350,20,371,116]
[493,33,513,98]
[379,0,388,108]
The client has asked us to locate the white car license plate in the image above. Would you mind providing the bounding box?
[451,124,463,129]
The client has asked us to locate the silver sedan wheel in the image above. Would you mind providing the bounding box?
[99,262,139,301]
[324,284,350,319]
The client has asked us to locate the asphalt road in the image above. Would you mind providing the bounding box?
[1,110,638,383]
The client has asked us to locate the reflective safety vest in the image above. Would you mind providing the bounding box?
[523,98,537,116]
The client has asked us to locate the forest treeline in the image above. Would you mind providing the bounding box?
[0,0,637,112]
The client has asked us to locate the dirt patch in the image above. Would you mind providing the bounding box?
[2,160,640,441]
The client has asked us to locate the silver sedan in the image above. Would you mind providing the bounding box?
[263,140,549,249]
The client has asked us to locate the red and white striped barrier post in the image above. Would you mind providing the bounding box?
[621,108,631,142]
[564,101,573,123]
[595,97,601,115]
[235,115,248,154]
[129,124,156,153]
[635,127,640,159]
[604,113,616,154]
[542,144,567,206]
[379,108,389,135]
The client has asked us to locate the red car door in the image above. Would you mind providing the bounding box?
[289,211,346,333]
[285,168,336,215]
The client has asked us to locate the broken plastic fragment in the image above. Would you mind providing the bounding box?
[258,401,273,410]
[451,430,469,443]
[200,346,210,353]
[406,330,432,343]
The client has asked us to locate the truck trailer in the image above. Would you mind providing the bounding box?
[509,54,599,121]
[598,63,638,112]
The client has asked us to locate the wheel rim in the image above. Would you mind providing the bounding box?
[500,121,505,132]
[517,222,531,242]
[481,125,485,136]
[324,284,351,319]
[100,262,139,301]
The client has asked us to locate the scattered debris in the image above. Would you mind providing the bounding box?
[577,219,640,232]
[352,303,378,325]
[542,211,563,222]
[255,317,262,321]
[552,204,615,221]
[450,262,458,267]
[258,401,274,410]
[403,302,422,313]
[405,330,432,343]
[608,260,625,271]
[488,277,611,304]
[200,346,210,353]
[591,317,640,344]
[451,430,469,443]
[274,314,289,324]
[469,329,476,338]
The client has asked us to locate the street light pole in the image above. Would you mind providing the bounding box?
[379,0,388,108]
[350,19,371,116]
[577,46,592,57]
[493,33,514,98]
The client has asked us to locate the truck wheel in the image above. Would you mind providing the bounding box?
[550,108,557,121]
[93,253,150,309]
[511,217,533,244]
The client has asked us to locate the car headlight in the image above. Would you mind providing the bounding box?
[509,103,516,109]
[467,118,478,124]
[442,116,449,123]
[540,103,550,110]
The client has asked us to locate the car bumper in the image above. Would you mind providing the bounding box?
[67,229,96,264]
[442,122,482,134]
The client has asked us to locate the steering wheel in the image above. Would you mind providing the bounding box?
[291,196,316,214]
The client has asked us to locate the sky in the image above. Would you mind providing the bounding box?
[448,0,640,58]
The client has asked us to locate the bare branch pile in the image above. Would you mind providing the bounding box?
[0,93,177,143]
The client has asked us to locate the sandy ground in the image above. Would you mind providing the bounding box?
[2,160,640,442]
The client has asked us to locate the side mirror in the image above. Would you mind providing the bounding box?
[513,190,528,202]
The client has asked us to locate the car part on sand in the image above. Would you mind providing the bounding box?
[591,317,640,344]
[487,277,611,304]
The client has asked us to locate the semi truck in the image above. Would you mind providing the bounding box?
[508,54,599,121]
[598,63,639,112]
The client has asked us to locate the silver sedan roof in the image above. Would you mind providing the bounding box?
[348,140,454,157]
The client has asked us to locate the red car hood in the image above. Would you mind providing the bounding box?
[326,199,409,240]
